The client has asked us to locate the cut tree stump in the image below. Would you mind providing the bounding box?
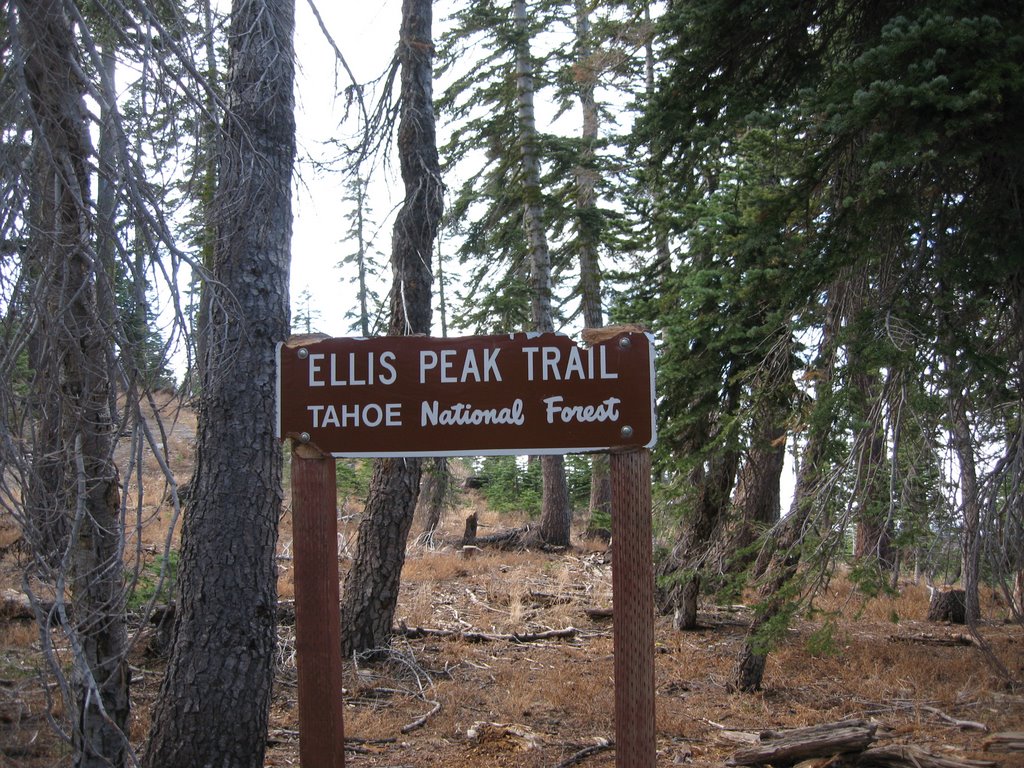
[461,513,478,546]
[928,588,966,624]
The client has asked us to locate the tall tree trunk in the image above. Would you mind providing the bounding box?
[515,0,572,547]
[17,2,130,764]
[340,0,443,656]
[142,0,295,765]
[573,0,612,536]
[946,378,981,625]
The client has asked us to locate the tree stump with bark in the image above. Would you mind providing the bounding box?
[928,588,966,624]
[672,574,701,630]
[462,513,478,546]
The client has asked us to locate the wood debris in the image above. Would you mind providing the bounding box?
[727,720,877,766]
[857,745,995,768]
[982,731,1024,752]
[725,720,996,768]
[394,622,578,644]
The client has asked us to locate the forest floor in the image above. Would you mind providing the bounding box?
[1,394,1022,767]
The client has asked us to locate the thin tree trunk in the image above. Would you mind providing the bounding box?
[418,456,450,535]
[142,0,295,764]
[17,2,130,764]
[946,379,981,625]
[731,284,844,692]
[573,0,612,535]
[340,0,443,656]
[515,0,571,547]
[654,359,741,630]
[354,177,371,337]
[851,366,896,573]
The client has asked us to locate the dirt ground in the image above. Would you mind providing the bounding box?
[1,396,1022,767]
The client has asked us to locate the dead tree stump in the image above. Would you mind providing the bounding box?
[462,513,478,546]
[928,588,966,624]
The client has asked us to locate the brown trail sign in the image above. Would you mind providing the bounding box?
[277,329,657,768]
[277,331,655,456]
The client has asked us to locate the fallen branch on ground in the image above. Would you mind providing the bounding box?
[920,705,988,732]
[400,698,441,733]
[554,737,613,768]
[726,720,997,768]
[888,632,977,647]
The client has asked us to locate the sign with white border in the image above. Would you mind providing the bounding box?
[276,331,656,457]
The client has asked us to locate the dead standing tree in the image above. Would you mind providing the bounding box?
[339,0,444,657]
[11,2,130,764]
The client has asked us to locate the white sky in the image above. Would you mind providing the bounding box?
[291,0,403,337]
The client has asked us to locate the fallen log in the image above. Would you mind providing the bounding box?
[394,623,578,644]
[727,720,876,766]
[888,632,976,647]
[1,589,58,624]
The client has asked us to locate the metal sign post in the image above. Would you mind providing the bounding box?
[279,330,657,767]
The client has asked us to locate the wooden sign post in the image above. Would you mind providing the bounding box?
[611,448,655,767]
[290,442,346,768]
[279,330,656,767]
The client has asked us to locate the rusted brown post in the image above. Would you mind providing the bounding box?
[291,441,345,768]
[610,448,656,767]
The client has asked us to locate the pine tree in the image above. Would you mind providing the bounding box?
[340,0,444,656]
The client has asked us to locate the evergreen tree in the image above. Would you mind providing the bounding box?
[338,175,386,336]
[638,0,1024,686]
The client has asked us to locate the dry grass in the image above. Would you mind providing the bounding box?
[2,396,1023,767]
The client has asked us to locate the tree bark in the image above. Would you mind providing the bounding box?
[16,2,131,765]
[418,456,451,535]
[142,0,295,765]
[340,0,442,656]
[515,0,571,546]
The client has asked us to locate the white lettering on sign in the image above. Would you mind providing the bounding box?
[418,348,503,384]
[543,396,621,424]
[521,345,619,381]
[307,352,397,387]
[421,399,525,426]
[307,403,402,428]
